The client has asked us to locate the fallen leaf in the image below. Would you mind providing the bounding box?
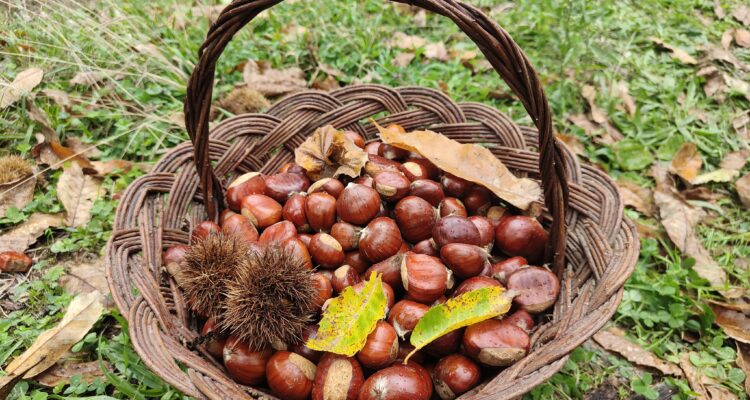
[65,137,101,159]
[0,67,44,109]
[708,299,750,312]
[568,114,600,136]
[555,133,585,157]
[720,150,749,170]
[613,81,637,116]
[669,142,702,182]
[683,186,726,202]
[40,89,72,108]
[581,85,607,124]
[1,292,104,393]
[413,9,427,27]
[134,43,170,65]
[59,257,111,306]
[567,113,622,145]
[295,125,369,181]
[722,30,734,50]
[733,5,750,26]
[734,114,749,143]
[711,304,750,343]
[25,101,57,139]
[593,327,682,376]
[424,42,449,61]
[215,86,270,115]
[27,104,94,170]
[691,168,740,185]
[616,179,654,216]
[393,52,416,67]
[737,173,750,207]
[90,159,133,176]
[680,353,738,400]
[242,60,306,97]
[35,360,112,387]
[737,343,750,394]
[650,37,698,64]
[0,213,64,253]
[69,71,106,86]
[700,46,749,72]
[281,23,307,38]
[57,162,103,227]
[311,75,340,91]
[376,124,541,210]
[167,111,185,129]
[388,32,427,50]
[735,29,750,48]
[714,0,726,18]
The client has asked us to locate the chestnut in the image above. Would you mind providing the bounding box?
[259,220,296,244]
[494,215,548,264]
[401,253,452,304]
[469,216,495,251]
[439,243,489,279]
[386,123,407,134]
[378,143,410,161]
[291,324,323,363]
[423,329,463,358]
[354,175,375,188]
[311,272,333,310]
[462,186,492,215]
[364,141,382,156]
[485,206,507,227]
[241,194,282,229]
[400,158,438,181]
[337,183,381,225]
[359,217,403,263]
[279,162,307,176]
[506,266,560,313]
[438,197,467,218]
[504,309,535,333]
[441,174,472,197]
[396,343,425,364]
[331,222,363,251]
[409,179,445,207]
[373,171,411,202]
[365,154,403,176]
[357,321,399,369]
[432,354,481,400]
[306,192,338,231]
[283,193,310,232]
[462,319,530,367]
[222,336,273,385]
[343,130,366,148]
[451,276,502,298]
[394,196,437,243]
[365,253,406,292]
[298,233,313,248]
[162,245,189,275]
[282,237,314,270]
[412,239,438,257]
[352,280,396,310]
[222,214,260,244]
[359,364,432,400]
[332,265,362,293]
[265,172,310,203]
[433,215,481,248]
[309,177,345,199]
[387,300,429,339]
[226,172,266,211]
[201,317,226,359]
[345,251,370,274]
[312,354,364,400]
[267,351,316,400]
[487,256,527,283]
[191,220,221,243]
[220,209,237,224]
[309,233,345,269]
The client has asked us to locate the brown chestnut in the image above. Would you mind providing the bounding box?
[357,320,399,369]
[282,237,314,270]
[191,220,221,243]
[438,197,467,218]
[312,354,364,400]
[267,351,316,400]
[373,171,411,202]
[364,141,382,156]
[378,143,410,161]
[441,174,472,198]
[298,233,313,248]
[504,309,535,333]
[439,243,489,279]
[462,319,530,367]
[222,336,272,385]
[337,183,381,225]
[331,222,363,251]
[365,154,403,177]
[162,245,189,275]
[394,196,437,243]
[359,364,432,400]
[432,354,481,400]
[332,265,362,293]
[226,172,266,211]
[506,266,560,313]
[354,175,375,188]
[311,272,333,311]
[279,162,307,176]
[423,329,463,358]
[400,158,438,181]
[432,215,481,248]
[452,276,502,298]
[306,192,338,231]
[494,215,548,264]
[396,343,425,364]
[412,239,439,257]
[309,233,345,269]
[359,217,403,263]
[259,220,296,244]
[241,194,282,229]
[387,300,429,339]
[409,179,445,207]
[365,253,406,292]
[265,172,310,203]
[345,251,370,274]
[469,216,495,251]
[343,130,366,148]
[352,280,396,310]
[488,256,527,283]
[291,325,323,363]
[283,193,310,232]
[462,186,492,215]
[201,317,226,359]
[309,177,345,199]
[400,253,452,304]
[222,214,260,244]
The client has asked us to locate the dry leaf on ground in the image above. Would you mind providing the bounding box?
[393,52,416,67]
[737,173,750,208]
[735,29,750,48]
[424,42,449,61]
[734,114,749,143]
[388,32,427,50]
[0,213,64,253]
[711,304,750,344]
[714,0,726,18]
[669,142,702,182]
[720,150,749,170]
[555,133,585,157]
[734,5,750,26]
[295,125,369,181]
[737,343,750,394]
[57,162,103,227]
[36,360,112,387]
[69,71,106,86]
[708,299,750,312]
[722,30,735,50]
[581,85,607,124]
[59,257,112,307]
[311,75,340,91]
[680,353,739,400]
[0,67,44,109]
[0,292,104,394]
[650,37,698,64]
[65,137,101,159]
[215,86,270,116]
[616,179,654,216]
[376,124,541,210]
[593,327,682,375]
[612,81,637,116]
[90,159,134,176]
[41,89,72,109]
[242,60,306,97]
[700,46,749,72]
[568,114,600,136]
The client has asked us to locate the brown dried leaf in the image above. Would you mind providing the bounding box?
[424,42,449,61]
[41,89,72,108]
[735,29,750,48]
[57,162,103,227]
[733,5,750,26]
[0,173,35,218]
[680,352,739,400]
[65,137,100,159]
[737,343,750,394]
[701,46,749,71]
[612,81,637,116]
[0,67,44,109]
[669,142,702,183]
[376,124,541,210]
[59,257,112,307]
[388,32,427,50]
[593,327,682,376]
[722,30,734,50]
[737,173,750,208]
[0,213,64,253]
[69,71,106,86]
[711,304,750,343]
[581,85,607,124]
[683,186,727,202]
[650,37,698,64]
[295,125,368,181]
[714,0,726,18]
[242,60,306,97]
[393,52,416,68]
[36,360,112,387]
[720,150,749,170]
[90,159,133,176]
[708,299,750,312]
[568,114,600,136]
[616,179,654,216]
[734,114,749,143]
[555,133,585,157]
[312,75,340,91]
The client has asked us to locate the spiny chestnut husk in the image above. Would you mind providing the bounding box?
[180,233,247,319]
[221,245,316,350]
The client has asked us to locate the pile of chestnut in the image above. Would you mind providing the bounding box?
[163,126,562,400]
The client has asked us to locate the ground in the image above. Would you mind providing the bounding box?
[1,0,749,399]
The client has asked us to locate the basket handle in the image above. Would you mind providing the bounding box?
[184,0,570,270]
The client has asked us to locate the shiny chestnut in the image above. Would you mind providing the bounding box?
[506,266,560,313]
[409,179,445,207]
[226,172,266,211]
[400,253,452,304]
[191,221,221,243]
[359,217,403,263]
[312,354,364,400]
[306,192,338,231]
[331,222,363,251]
[241,194,282,229]
[266,351,317,400]
[309,177,345,199]
[432,354,481,400]
[394,196,437,243]
[259,220,296,244]
[494,215,548,264]
[357,320,399,369]
[331,265,362,293]
[309,233,345,269]
[222,214,260,244]
[337,183,381,225]
[439,243,489,279]
[432,215,481,248]
[452,276,502,298]
[283,193,310,232]
[387,300,429,339]
[441,174,472,197]
[462,319,530,367]
[264,172,310,203]
[359,364,432,400]
[222,336,272,385]
[438,197,467,218]
[373,171,411,202]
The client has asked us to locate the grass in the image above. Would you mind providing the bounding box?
[1,0,749,398]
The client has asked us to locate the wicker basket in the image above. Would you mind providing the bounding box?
[105,1,639,398]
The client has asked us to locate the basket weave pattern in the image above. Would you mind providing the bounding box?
[106,1,638,399]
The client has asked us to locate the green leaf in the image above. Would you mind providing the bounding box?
[306,272,387,356]
[407,286,514,362]
[614,139,654,171]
